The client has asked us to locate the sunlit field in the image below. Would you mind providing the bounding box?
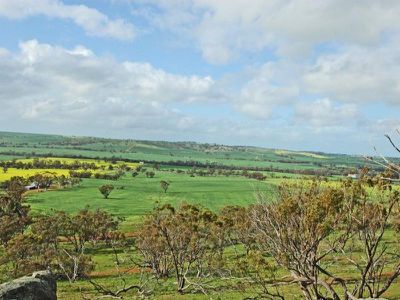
[0,168,70,181]
[1,133,399,299]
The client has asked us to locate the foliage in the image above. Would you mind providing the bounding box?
[160,180,170,193]
[145,171,155,178]
[98,184,114,199]
[136,204,219,294]
[0,177,31,246]
[2,208,121,281]
[29,172,57,191]
[250,177,400,299]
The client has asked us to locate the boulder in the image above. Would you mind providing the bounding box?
[0,271,56,300]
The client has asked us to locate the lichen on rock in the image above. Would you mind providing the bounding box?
[0,271,56,300]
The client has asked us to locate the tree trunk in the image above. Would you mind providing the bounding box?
[178,276,185,294]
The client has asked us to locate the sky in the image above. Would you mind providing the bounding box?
[0,0,399,155]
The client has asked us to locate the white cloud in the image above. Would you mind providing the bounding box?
[294,98,359,128]
[0,0,136,40]
[0,39,336,150]
[0,47,9,57]
[230,61,300,119]
[304,40,400,104]
[0,40,218,134]
[137,0,400,64]
[134,0,400,115]
[367,119,400,137]
[238,80,298,120]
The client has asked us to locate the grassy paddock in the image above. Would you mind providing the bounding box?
[27,171,274,224]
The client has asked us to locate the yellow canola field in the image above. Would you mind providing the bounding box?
[0,168,70,182]
[0,158,142,182]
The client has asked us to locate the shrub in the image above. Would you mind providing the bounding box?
[99,184,114,199]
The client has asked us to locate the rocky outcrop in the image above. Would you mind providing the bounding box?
[0,271,56,300]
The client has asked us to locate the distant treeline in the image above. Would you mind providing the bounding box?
[0,158,100,170]
[0,157,138,173]
[68,171,125,180]
[0,150,371,176]
[0,142,327,164]
[0,140,367,167]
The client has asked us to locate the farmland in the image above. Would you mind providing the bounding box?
[0,131,383,173]
[0,131,399,300]
[0,168,70,182]
[27,173,273,219]
[3,2,400,299]
[26,172,278,235]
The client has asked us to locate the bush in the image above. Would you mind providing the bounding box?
[99,184,114,199]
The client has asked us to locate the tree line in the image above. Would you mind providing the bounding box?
[0,151,359,176]
[0,158,138,172]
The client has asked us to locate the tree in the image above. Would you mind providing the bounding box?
[70,177,82,187]
[99,184,114,199]
[251,180,349,300]
[115,168,125,179]
[145,171,155,178]
[250,178,400,300]
[30,172,56,191]
[136,204,217,294]
[160,180,170,193]
[0,177,31,246]
[132,171,139,177]
[366,133,400,178]
[344,175,400,299]
[211,205,254,255]
[86,231,152,299]
[235,250,283,299]
[2,166,8,173]
[57,175,70,188]
[3,208,121,281]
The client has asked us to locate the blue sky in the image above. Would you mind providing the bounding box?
[0,0,399,155]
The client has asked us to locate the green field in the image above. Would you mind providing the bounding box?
[1,131,399,299]
[26,171,275,233]
[27,173,272,217]
[0,131,383,173]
